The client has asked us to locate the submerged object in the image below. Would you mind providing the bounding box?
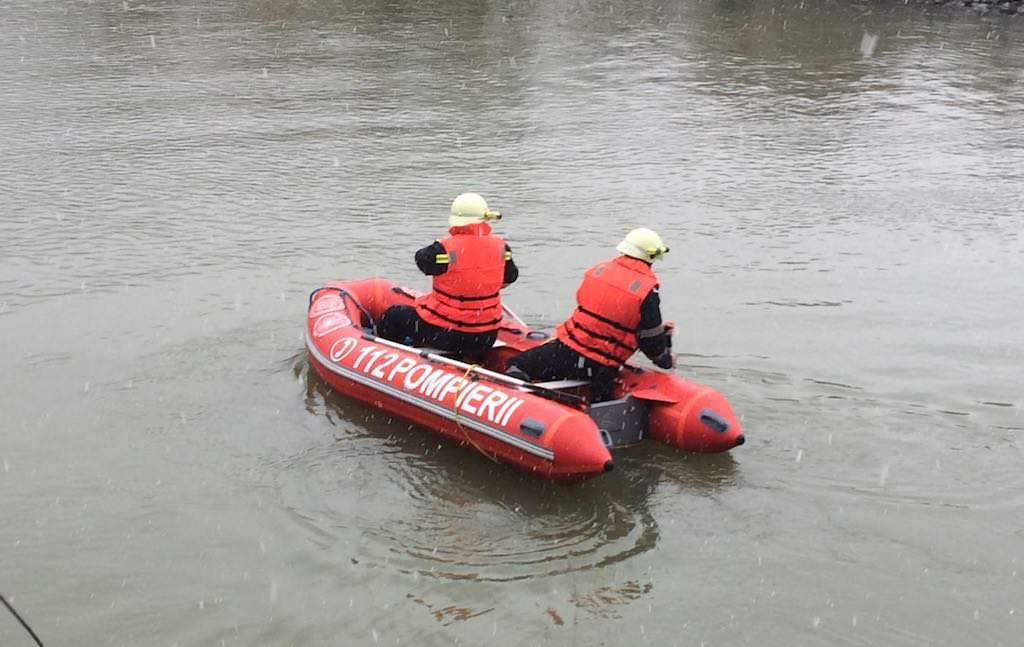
[306,278,744,484]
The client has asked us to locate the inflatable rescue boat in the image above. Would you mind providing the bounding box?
[306,279,745,484]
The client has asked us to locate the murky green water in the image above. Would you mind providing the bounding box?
[2,1,1023,645]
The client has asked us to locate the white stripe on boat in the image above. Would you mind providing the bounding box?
[306,334,555,462]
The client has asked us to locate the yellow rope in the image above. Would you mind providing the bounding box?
[452,363,499,463]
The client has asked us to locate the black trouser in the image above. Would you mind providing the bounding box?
[506,339,620,403]
[377,305,497,362]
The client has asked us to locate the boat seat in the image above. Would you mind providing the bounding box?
[533,379,590,390]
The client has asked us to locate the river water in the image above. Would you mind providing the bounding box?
[2,0,1023,645]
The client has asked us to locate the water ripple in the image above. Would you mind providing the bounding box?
[266,362,661,581]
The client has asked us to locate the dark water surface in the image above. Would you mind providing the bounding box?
[2,1,1023,645]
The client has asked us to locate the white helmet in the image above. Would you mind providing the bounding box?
[449,192,502,227]
[616,228,669,262]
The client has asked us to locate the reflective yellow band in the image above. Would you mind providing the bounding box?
[504,251,512,260]
[435,254,450,264]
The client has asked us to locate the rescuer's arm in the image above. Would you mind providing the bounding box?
[503,243,519,287]
[637,290,676,369]
[414,241,449,276]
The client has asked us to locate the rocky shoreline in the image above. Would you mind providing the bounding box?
[907,0,1024,15]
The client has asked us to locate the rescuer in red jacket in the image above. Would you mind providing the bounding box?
[506,228,675,402]
[377,193,518,361]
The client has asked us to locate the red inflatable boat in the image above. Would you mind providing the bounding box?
[306,279,744,484]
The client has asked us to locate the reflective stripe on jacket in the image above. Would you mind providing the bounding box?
[556,255,659,366]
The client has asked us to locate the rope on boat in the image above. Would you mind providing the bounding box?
[1,593,45,647]
[307,286,377,334]
[452,363,499,463]
[335,289,376,334]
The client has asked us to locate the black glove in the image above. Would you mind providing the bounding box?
[653,350,675,370]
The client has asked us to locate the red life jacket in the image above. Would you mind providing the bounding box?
[556,255,659,367]
[416,223,506,333]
